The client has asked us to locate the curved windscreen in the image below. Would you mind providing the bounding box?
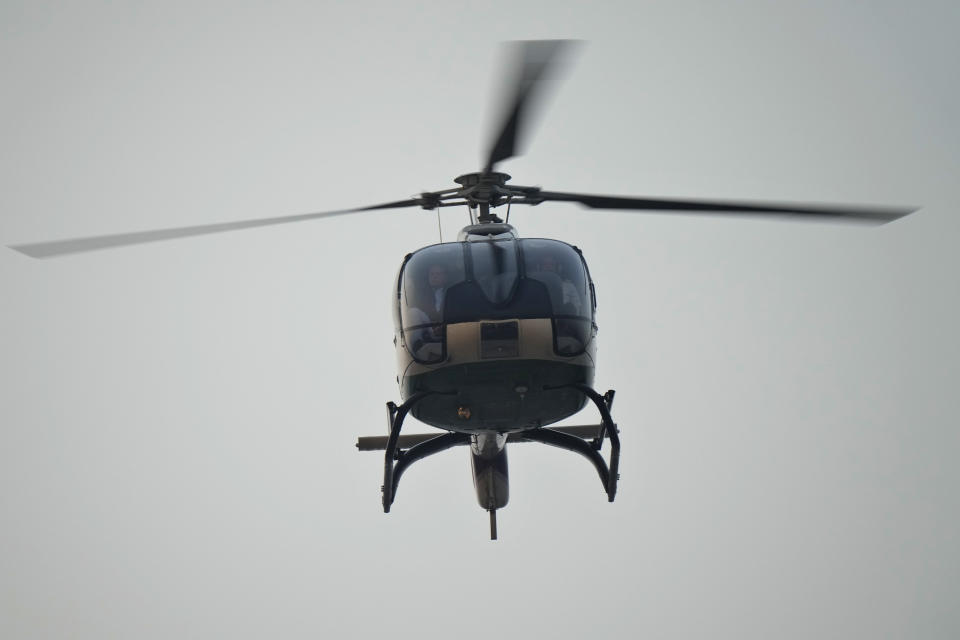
[400,243,465,363]
[521,239,590,319]
[401,243,465,327]
[469,240,519,304]
[398,238,593,361]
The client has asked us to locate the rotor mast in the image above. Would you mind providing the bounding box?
[455,172,513,224]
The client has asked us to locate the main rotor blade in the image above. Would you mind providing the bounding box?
[8,198,422,258]
[484,40,578,173]
[527,191,917,224]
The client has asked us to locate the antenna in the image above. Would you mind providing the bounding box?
[489,509,498,540]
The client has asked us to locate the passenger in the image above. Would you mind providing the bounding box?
[536,255,582,316]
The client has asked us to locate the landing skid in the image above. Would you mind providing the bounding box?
[360,385,621,525]
[536,385,620,501]
[380,392,465,513]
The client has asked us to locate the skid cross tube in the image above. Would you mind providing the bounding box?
[389,432,471,508]
[541,384,621,501]
[519,427,613,496]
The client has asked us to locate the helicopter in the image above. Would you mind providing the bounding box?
[9,40,917,540]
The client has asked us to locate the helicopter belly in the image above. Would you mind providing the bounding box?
[397,319,595,432]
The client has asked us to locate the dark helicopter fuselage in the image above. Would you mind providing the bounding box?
[390,223,601,514]
[393,224,598,433]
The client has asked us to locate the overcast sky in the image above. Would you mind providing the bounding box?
[2,1,958,638]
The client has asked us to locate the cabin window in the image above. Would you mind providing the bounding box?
[521,239,591,320]
[400,243,465,363]
[402,323,445,364]
[397,238,596,361]
[554,318,592,356]
[401,244,465,326]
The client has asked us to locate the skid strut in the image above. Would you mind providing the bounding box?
[372,385,619,515]
[382,392,464,512]
[533,385,620,501]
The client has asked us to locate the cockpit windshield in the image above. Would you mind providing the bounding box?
[401,243,465,329]
[469,240,519,304]
[398,238,593,362]
[521,239,590,319]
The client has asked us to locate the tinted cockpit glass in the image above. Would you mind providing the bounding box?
[521,239,590,319]
[469,240,519,304]
[401,244,465,363]
[397,239,593,361]
[401,244,465,328]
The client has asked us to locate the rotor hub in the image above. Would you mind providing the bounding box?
[449,172,515,223]
[454,172,513,208]
[454,172,511,188]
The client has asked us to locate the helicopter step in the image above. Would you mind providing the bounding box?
[359,385,621,529]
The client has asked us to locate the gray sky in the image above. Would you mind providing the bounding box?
[2,1,958,638]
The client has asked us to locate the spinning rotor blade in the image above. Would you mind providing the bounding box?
[9,198,422,258]
[484,40,578,173]
[526,191,917,224]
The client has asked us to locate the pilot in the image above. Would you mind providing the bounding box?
[427,264,447,317]
[405,263,448,328]
[403,264,448,360]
